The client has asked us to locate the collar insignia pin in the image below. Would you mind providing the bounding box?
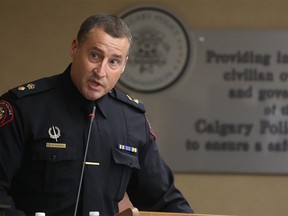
[18,86,26,91]
[27,83,35,90]
[127,95,140,104]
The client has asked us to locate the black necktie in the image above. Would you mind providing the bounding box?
[74,103,102,216]
[82,103,103,216]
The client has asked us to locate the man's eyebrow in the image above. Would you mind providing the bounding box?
[90,47,103,53]
[112,54,124,59]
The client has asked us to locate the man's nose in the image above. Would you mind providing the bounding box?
[93,62,106,77]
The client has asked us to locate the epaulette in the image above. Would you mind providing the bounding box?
[109,89,145,113]
[9,77,53,99]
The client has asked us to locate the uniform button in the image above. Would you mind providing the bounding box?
[129,160,133,165]
[52,155,57,160]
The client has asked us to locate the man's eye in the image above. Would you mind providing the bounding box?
[91,53,98,59]
[110,59,120,65]
[89,53,102,62]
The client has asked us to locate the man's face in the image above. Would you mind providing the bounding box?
[70,27,129,101]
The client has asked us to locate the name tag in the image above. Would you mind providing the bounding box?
[46,143,66,149]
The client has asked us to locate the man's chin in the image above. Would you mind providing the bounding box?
[84,91,105,101]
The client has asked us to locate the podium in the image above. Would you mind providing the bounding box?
[0,204,10,216]
[115,207,227,216]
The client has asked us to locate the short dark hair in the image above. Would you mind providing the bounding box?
[77,14,133,48]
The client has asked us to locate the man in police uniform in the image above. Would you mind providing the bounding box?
[0,14,193,216]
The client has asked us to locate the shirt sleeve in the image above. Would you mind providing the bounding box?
[126,116,193,213]
[0,94,26,215]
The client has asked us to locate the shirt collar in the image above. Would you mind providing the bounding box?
[95,94,108,118]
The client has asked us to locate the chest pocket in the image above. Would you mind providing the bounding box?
[106,148,140,202]
[27,139,79,195]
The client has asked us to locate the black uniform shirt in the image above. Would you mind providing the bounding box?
[0,65,193,216]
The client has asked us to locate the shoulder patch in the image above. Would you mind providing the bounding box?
[146,117,157,140]
[9,78,53,99]
[109,89,145,113]
[0,100,14,127]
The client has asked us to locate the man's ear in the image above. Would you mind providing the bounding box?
[122,57,128,73]
[70,39,78,59]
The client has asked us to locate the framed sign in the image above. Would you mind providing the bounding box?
[119,6,191,92]
[140,29,288,174]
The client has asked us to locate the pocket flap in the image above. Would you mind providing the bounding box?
[112,148,140,169]
[32,144,76,162]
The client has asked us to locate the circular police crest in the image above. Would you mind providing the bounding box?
[119,6,191,92]
[0,100,14,127]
